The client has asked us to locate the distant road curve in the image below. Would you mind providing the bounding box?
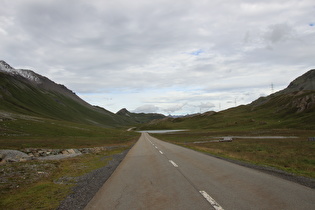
[85,133,315,210]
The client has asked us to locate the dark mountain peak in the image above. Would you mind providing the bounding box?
[117,108,129,112]
[251,69,315,114]
[116,108,165,123]
[116,108,131,116]
[251,69,315,107]
[285,69,315,92]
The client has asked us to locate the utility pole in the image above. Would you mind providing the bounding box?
[271,83,274,93]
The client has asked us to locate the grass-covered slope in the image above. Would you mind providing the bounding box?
[0,114,140,149]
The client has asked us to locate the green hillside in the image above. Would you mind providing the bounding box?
[0,69,141,149]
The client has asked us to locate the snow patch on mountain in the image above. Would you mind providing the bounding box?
[14,69,41,83]
[0,60,41,84]
[0,60,14,71]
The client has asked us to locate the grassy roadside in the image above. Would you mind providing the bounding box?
[0,111,140,209]
[0,146,132,210]
[0,116,140,149]
[151,129,315,179]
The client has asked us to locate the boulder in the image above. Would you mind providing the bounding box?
[73,149,81,154]
[66,149,76,154]
[0,153,4,160]
[62,150,69,155]
[0,150,30,162]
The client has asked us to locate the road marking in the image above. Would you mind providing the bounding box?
[159,150,163,154]
[155,146,158,149]
[169,160,178,167]
[199,191,224,210]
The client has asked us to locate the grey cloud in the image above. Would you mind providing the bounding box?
[264,23,294,44]
[17,0,98,42]
[1,0,314,114]
[162,104,186,114]
[133,104,159,113]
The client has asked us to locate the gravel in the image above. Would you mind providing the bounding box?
[57,149,130,210]
[36,153,82,161]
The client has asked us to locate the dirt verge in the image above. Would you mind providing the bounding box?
[57,149,130,210]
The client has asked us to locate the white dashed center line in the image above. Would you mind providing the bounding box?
[199,191,224,210]
[146,134,224,210]
[169,160,178,167]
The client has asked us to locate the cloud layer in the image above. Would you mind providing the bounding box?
[1,0,315,114]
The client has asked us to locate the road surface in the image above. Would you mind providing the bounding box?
[85,133,315,210]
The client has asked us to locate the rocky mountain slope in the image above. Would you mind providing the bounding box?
[251,69,315,114]
[282,69,315,93]
[0,60,135,127]
[0,60,92,106]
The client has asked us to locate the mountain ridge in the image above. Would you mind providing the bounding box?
[0,60,137,127]
[285,69,315,93]
[116,108,165,124]
[140,69,315,130]
[251,69,315,113]
[0,60,91,107]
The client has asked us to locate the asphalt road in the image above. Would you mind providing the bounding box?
[85,133,315,210]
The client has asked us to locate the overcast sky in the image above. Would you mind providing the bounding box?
[1,0,315,115]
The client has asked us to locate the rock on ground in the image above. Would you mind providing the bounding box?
[0,150,30,163]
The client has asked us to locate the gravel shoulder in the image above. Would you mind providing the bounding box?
[38,153,82,161]
[57,149,130,210]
